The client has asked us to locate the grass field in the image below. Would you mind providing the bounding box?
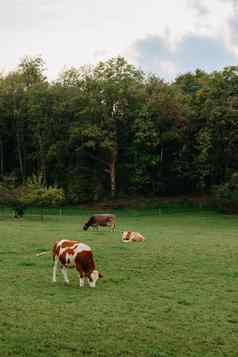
[0,209,238,357]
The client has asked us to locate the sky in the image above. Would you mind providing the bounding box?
[1,0,238,81]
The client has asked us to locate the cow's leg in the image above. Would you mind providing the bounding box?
[79,276,85,287]
[76,263,85,287]
[85,277,90,286]
[52,258,59,282]
[78,272,87,287]
[61,266,69,284]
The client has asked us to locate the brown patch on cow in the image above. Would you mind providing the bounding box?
[66,248,75,256]
[61,240,78,248]
[59,251,67,265]
[55,245,61,256]
[52,240,79,261]
[84,214,116,231]
[59,248,76,266]
[52,241,60,261]
[125,231,132,240]
[75,251,96,280]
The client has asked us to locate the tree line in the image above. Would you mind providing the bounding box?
[0,56,238,203]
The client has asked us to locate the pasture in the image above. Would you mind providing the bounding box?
[0,209,238,356]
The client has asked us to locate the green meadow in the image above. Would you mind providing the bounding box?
[0,209,238,357]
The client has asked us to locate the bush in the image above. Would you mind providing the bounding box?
[0,175,18,206]
[212,173,238,213]
[18,174,65,208]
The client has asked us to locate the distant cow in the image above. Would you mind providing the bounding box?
[14,203,25,218]
[52,239,103,287]
[122,231,145,242]
[83,214,116,232]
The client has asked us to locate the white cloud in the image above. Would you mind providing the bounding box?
[0,0,238,80]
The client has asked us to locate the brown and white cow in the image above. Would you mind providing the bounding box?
[121,231,145,243]
[52,239,102,287]
[83,214,116,232]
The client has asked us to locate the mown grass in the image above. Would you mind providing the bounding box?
[0,209,238,356]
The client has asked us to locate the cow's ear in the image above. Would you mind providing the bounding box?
[99,272,103,278]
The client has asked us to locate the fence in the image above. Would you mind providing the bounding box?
[0,203,212,220]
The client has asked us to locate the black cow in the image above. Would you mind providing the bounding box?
[14,203,25,218]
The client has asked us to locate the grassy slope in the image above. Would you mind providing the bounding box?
[0,210,238,357]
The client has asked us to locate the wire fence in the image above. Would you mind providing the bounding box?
[0,203,213,220]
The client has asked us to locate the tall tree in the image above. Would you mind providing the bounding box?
[69,57,143,198]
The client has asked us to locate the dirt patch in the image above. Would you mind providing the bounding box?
[78,195,210,210]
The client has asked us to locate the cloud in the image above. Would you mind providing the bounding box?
[125,0,238,80]
[229,16,238,47]
[1,0,238,81]
[188,0,210,16]
[222,0,238,57]
[126,35,177,80]
[127,33,238,81]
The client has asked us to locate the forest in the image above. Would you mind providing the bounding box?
[0,56,238,203]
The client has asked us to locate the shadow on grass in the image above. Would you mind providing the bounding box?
[18,261,36,267]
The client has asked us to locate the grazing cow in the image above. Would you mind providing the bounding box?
[122,231,145,243]
[52,239,102,287]
[83,214,116,232]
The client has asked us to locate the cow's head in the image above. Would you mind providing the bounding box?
[121,231,131,241]
[83,223,89,231]
[88,270,103,288]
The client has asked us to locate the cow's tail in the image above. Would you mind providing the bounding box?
[36,251,50,257]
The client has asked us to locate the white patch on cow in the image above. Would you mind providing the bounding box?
[89,270,99,288]
[122,232,129,242]
[56,240,68,248]
[122,231,144,242]
[64,254,75,267]
[74,243,91,253]
[79,277,85,287]
[61,266,69,284]
[52,258,59,282]
[58,243,75,257]
[59,242,91,265]
[64,243,91,265]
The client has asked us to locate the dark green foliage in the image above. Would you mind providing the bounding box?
[0,56,238,201]
[212,173,238,213]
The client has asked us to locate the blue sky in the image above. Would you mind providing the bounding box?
[1,0,238,81]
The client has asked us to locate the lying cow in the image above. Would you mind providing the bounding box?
[122,231,145,242]
[83,214,116,232]
[52,239,103,287]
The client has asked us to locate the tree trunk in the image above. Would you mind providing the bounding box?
[14,109,25,181]
[38,134,46,182]
[161,147,164,162]
[0,137,4,176]
[16,132,24,181]
[109,151,117,198]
